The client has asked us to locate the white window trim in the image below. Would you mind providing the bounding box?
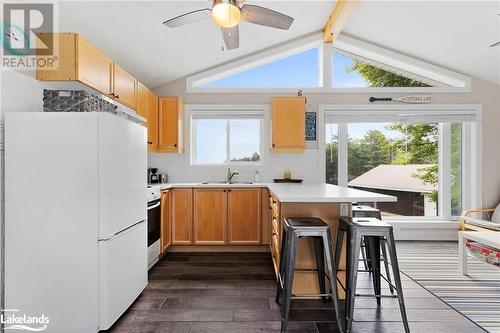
[318,104,483,223]
[186,104,270,168]
[186,33,471,93]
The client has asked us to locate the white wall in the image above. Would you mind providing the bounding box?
[153,77,500,208]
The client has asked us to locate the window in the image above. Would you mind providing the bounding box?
[323,106,481,221]
[332,51,434,88]
[187,34,470,92]
[345,122,439,217]
[325,124,339,185]
[199,47,320,89]
[191,109,264,165]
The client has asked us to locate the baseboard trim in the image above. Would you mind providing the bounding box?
[167,245,270,252]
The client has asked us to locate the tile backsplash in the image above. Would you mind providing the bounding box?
[148,149,320,183]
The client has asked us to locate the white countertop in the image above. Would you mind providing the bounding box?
[267,183,396,203]
[148,182,396,203]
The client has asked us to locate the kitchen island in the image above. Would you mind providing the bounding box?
[149,182,396,298]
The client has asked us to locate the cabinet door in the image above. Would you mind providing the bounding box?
[158,97,184,153]
[160,190,171,253]
[147,91,158,152]
[136,82,148,119]
[171,189,192,245]
[113,63,137,109]
[193,189,227,245]
[228,188,261,244]
[77,36,113,95]
[271,97,305,152]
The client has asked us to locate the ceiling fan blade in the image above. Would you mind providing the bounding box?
[490,41,500,47]
[221,25,239,50]
[240,4,294,30]
[163,8,211,28]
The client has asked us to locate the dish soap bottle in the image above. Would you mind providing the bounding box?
[254,171,260,183]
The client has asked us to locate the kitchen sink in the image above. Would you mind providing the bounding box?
[200,181,254,185]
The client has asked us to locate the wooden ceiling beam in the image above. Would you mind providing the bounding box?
[323,0,358,43]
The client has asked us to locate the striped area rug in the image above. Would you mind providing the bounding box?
[396,241,500,333]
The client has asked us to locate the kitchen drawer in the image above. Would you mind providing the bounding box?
[272,215,280,238]
[272,233,280,255]
[270,194,280,216]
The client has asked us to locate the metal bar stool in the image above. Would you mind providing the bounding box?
[275,217,344,333]
[352,205,394,294]
[336,217,410,333]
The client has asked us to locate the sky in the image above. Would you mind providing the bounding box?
[194,119,260,164]
[200,48,370,88]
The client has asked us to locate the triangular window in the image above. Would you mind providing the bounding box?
[199,47,319,88]
[332,51,434,88]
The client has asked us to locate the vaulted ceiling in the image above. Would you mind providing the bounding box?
[59,1,500,88]
[59,1,335,87]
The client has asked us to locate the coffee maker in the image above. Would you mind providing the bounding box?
[148,168,159,184]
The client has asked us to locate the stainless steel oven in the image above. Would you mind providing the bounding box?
[147,187,161,269]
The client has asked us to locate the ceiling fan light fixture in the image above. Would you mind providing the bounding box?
[212,0,241,28]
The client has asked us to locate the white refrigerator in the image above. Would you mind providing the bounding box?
[5,112,148,332]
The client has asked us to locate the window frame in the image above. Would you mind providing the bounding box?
[318,104,483,222]
[186,33,471,93]
[187,104,269,167]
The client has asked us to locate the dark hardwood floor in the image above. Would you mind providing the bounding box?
[109,249,486,333]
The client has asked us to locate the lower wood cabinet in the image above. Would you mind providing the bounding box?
[171,188,193,245]
[193,189,227,245]
[160,190,171,253]
[167,187,264,247]
[228,188,261,244]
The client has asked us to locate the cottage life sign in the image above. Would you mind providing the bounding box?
[369,95,432,104]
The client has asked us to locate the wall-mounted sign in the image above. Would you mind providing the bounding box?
[370,95,432,104]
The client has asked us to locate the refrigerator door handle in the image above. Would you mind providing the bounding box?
[98,220,146,241]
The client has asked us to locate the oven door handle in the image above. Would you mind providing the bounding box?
[147,202,161,210]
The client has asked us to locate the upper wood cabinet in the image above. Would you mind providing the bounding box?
[193,189,227,245]
[228,188,261,245]
[136,82,148,119]
[271,96,306,153]
[36,33,139,110]
[160,190,171,254]
[113,63,137,109]
[77,36,113,95]
[171,189,193,245]
[158,97,184,153]
[147,91,159,152]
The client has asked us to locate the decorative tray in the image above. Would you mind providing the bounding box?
[273,179,303,183]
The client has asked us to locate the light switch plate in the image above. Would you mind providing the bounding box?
[340,203,349,217]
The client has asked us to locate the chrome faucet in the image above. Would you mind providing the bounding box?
[227,168,240,183]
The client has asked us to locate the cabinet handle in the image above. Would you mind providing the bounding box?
[272,144,276,147]
[228,189,232,192]
[115,94,120,99]
[147,141,153,145]
[174,144,177,147]
[223,190,226,192]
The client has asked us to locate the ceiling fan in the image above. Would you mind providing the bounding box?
[163,0,294,50]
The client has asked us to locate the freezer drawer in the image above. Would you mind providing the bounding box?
[98,221,147,330]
